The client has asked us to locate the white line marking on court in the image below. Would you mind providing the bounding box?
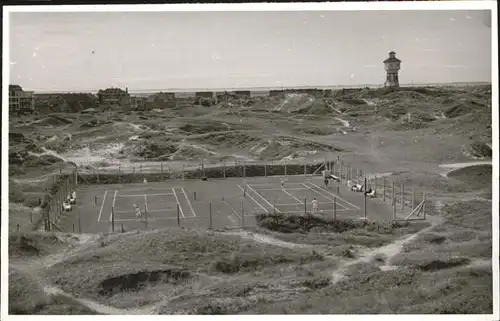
[282,189,304,204]
[115,209,178,215]
[97,190,108,222]
[172,188,185,218]
[223,200,242,219]
[237,185,268,213]
[301,183,349,210]
[246,184,282,213]
[110,190,118,221]
[114,217,199,222]
[247,188,309,192]
[116,193,174,198]
[181,188,196,217]
[307,182,361,209]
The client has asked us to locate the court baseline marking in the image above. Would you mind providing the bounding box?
[97,190,108,223]
[171,188,185,218]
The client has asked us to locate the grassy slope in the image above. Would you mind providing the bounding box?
[8,85,493,314]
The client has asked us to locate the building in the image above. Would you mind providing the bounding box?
[9,85,35,113]
[384,51,402,88]
[96,87,131,105]
[34,93,98,113]
[140,92,176,109]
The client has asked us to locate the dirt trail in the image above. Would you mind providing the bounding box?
[330,216,443,284]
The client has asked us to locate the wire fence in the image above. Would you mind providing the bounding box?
[24,157,427,233]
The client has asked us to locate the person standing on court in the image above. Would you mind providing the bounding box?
[280,177,285,188]
[312,197,319,214]
[324,177,329,188]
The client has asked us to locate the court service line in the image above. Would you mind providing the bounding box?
[237,185,268,213]
[181,187,196,217]
[282,189,304,204]
[97,190,108,222]
[110,190,118,221]
[223,200,242,220]
[301,184,349,210]
[246,184,282,214]
[172,188,185,218]
[307,182,361,210]
[117,193,174,198]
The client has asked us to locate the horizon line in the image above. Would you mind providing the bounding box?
[15,81,492,94]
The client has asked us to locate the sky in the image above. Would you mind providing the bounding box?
[8,9,492,92]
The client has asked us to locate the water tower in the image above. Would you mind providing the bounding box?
[383,51,401,87]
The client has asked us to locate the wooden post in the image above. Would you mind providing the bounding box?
[401,184,405,210]
[336,185,340,195]
[383,178,386,202]
[241,200,244,228]
[75,170,78,185]
[391,181,395,205]
[412,188,415,210]
[121,224,124,233]
[304,163,307,176]
[17,224,20,232]
[140,163,143,173]
[350,167,353,182]
[333,197,337,220]
[161,163,163,173]
[374,175,377,195]
[364,177,367,220]
[423,192,426,219]
[284,162,287,176]
[243,163,246,178]
[95,196,97,206]
[273,198,276,214]
[356,168,359,185]
[304,198,307,215]
[194,192,197,201]
[223,162,226,178]
[201,160,205,177]
[392,185,396,220]
[29,210,33,223]
[182,165,185,180]
[264,163,267,177]
[144,206,148,228]
[111,206,115,232]
[97,169,100,184]
[209,202,213,230]
[339,161,342,182]
[177,204,180,227]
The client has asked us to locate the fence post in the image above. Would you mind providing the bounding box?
[144,206,148,228]
[401,184,405,210]
[95,196,98,206]
[111,207,115,232]
[75,170,78,185]
[304,163,307,176]
[194,192,197,201]
[412,188,415,210]
[383,178,386,202]
[161,163,163,173]
[264,162,267,177]
[304,198,307,215]
[243,163,246,178]
[284,162,287,176]
[392,185,396,220]
[97,169,100,184]
[356,168,359,185]
[241,200,244,228]
[201,160,205,177]
[339,161,342,182]
[364,177,367,220]
[391,181,395,205]
[223,162,226,178]
[422,192,426,219]
[121,224,124,233]
[350,167,353,182]
[140,163,143,173]
[374,175,377,195]
[182,165,185,180]
[333,197,337,220]
[177,204,180,227]
[209,202,213,231]
[17,224,19,232]
[336,185,340,195]
[30,210,33,223]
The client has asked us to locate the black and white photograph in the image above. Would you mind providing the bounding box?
[2,2,498,317]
